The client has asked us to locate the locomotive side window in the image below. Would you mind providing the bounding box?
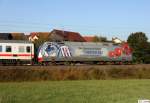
[0,46,2,52]
[19,46,25,53]
[6,46,11,52]
[26,46,31,53]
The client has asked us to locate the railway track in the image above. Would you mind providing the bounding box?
[0,64,150,70]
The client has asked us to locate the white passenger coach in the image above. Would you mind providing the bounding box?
[0,40,34,65]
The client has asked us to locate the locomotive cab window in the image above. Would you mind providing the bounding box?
[0,46,2,52]
[26,46,31,53]
[6,46,11,52]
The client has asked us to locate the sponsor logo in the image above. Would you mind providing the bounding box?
[60,46,71,57]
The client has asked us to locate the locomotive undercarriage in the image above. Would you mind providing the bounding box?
[40,60,132,66]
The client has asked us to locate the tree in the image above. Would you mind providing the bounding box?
[93,36,107,42]
[127,32,149,63]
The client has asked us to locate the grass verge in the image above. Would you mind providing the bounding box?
[0,80,150,103]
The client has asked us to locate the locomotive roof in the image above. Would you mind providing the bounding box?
[61,41,119,46]
[0,40,33,44]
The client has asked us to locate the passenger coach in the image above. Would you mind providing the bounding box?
[0,40,34,65]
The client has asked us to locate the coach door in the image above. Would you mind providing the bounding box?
[12,44,18,59]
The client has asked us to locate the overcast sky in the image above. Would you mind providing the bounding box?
[0,0,150,40]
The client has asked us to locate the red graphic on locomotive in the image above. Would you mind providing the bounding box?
[108,43,132,58]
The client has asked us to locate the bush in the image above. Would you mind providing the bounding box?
[0,65,150,81]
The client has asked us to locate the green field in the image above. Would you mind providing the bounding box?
[0,80,150,103]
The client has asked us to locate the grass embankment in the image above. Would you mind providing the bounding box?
[0,80,150,103]
[1,65,150,81]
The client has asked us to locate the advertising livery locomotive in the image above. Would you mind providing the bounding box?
[0,40,132,65]
[37,42,132,65]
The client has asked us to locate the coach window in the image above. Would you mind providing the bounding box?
[6,46,11,52]
[19,46,24,53]
[26,46,31,53]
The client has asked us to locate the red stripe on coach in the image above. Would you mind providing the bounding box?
[0,54,34,57]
